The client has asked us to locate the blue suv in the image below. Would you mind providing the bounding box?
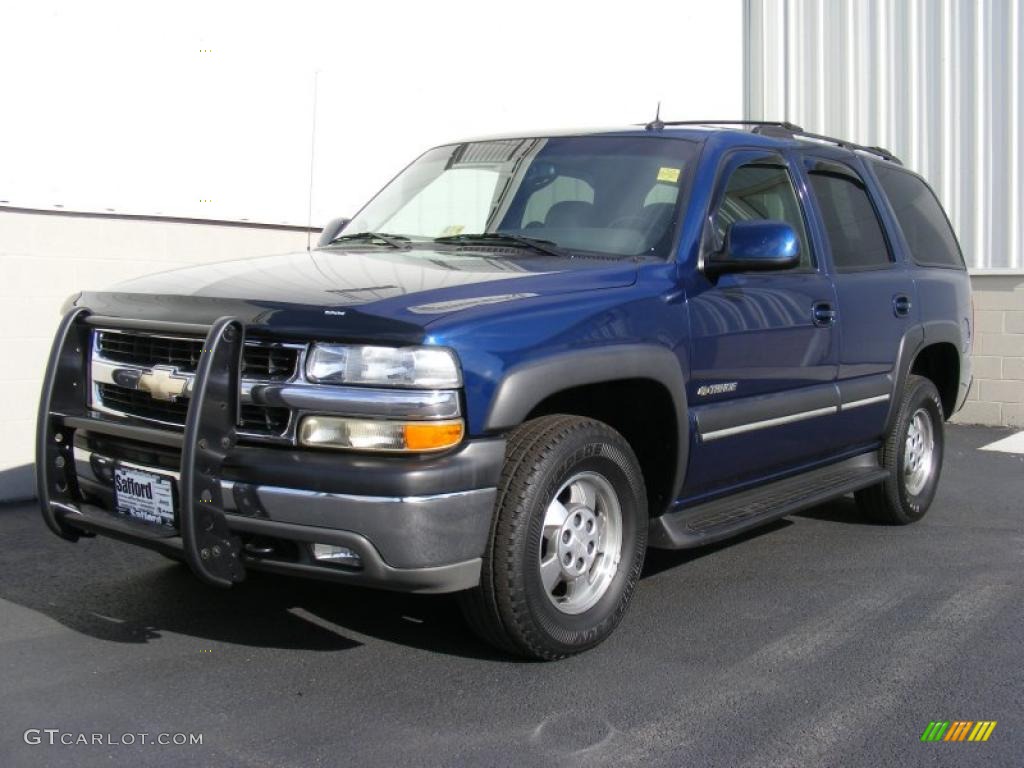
[38,121,972,659]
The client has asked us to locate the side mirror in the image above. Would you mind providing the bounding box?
[705,220,800,276]
[317,217,350,247]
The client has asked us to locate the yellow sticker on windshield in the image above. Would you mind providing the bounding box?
[440,224,465,237]
[657,167,681,183]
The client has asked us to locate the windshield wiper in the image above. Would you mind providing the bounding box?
[329,232,411,249]
[434,232,571,259]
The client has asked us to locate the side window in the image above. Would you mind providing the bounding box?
[521,176,595,227]
[808,162,891,270]
[714,163,812,269]
[872,163,965,269]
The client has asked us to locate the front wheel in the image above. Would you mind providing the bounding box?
[855,375,945,524]
[460,415,648,660]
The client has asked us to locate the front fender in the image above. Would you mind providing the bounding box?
[484,344,689,500]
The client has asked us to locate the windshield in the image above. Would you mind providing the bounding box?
[341,135,698,259]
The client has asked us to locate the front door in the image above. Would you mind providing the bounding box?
[685,150,839,497]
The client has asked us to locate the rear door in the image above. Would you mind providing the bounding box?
[685,149,839,496]
[799,155,916,446]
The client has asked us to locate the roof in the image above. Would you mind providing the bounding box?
[453,121,903,165]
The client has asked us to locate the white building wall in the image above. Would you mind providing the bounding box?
[0,208,310,500]
[2,1,745,228]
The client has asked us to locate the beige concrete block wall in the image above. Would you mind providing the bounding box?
[0,207,313,501]
[953,274,1024,428]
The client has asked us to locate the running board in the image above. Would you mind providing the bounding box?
[648,454,887,549]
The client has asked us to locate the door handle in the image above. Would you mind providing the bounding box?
[812,301,837,327]
[893,294,913,317]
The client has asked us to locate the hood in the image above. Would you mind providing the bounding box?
[78,246,638,343]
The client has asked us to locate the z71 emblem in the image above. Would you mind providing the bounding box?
[697,382,738,397]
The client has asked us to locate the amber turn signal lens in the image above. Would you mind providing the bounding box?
[299,416,464,452]
[403,420,465,451]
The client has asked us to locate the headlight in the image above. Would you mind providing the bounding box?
[298,416,464,452]
[306,344,461,388]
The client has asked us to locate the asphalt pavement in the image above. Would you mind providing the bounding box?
[1,424,1021,767]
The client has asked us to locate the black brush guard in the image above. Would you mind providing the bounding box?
[37,309,247,587]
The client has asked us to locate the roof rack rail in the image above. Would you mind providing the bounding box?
[752,124,902,164]
[642,118,902,165]
[643,118,805,133]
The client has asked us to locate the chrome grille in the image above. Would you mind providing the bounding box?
[96,330,299,380]
[96,383,290,435]
[91,329,303,439]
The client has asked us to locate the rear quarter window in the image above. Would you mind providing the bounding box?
[872,163,965,269]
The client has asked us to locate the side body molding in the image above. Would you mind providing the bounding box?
[484,345,689,502]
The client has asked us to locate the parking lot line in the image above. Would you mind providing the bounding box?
[979,430,1024,454]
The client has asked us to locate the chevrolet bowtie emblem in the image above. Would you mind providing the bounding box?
[138,365,190,401]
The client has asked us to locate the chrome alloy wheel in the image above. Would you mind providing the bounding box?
[903,407,935,496]
[538,471,623,615]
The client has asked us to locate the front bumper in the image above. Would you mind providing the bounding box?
[37,310,502,594]
[66,437,501,593]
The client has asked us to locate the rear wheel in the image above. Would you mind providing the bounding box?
[855,375,944,524]
[460,415,647,660]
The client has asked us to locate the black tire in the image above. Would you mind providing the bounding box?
[460,415,648,660]
[855,374,945,524]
